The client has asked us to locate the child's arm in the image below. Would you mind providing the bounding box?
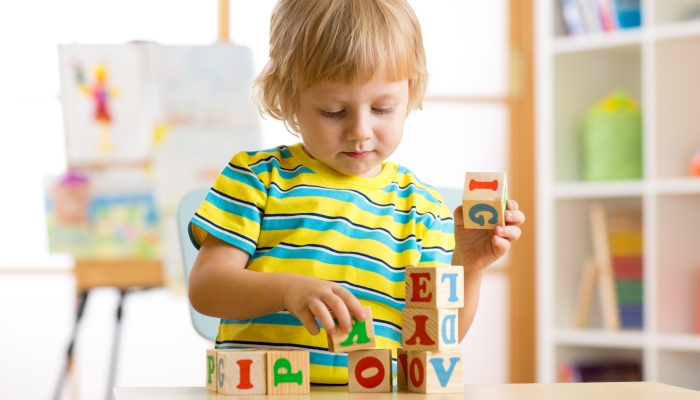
[452,200,525,342]
[188,234,366,335]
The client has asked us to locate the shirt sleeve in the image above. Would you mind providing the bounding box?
[418,198,455,266]
[188,151,268,257]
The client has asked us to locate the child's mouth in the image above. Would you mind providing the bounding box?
[343,151,372,159]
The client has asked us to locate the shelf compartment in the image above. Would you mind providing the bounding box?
[656,194,700,335]
[554,197,643,329]
[658,349,700,391]
[554,180,645,199]
[655,35,700,179]
[555,328,645,348]
[654,0,700,26]
[554,46,642,182]
[556,345,644,381]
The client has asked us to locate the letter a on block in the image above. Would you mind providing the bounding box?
[327,305,376,353]
[266,350,310,395]
[402,308,458,351]
[462,172,508,230]
[405,266,464,309]
[217,351,267,395]
[348,349,393,393]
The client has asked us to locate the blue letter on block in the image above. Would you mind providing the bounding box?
[441,273,459,302]
[469,204,498,226]
[441,314,457,344]
[429,357,461,387]
[219,358,224,387]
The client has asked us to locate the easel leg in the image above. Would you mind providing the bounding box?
[53,290,89,400]
[106,290,127,400]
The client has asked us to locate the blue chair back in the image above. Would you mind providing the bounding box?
[177,188,220,341]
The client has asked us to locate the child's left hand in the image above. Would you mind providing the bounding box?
[453,200,525,273]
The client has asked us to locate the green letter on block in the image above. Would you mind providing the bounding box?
[339,317,370,347]
[207,355,215,384]
[273,358,303,386]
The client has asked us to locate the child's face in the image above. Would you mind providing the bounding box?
[296,72,409,177]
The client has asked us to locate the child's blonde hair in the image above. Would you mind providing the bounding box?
[253,0,428,134]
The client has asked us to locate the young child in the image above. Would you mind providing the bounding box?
[188,0,525,386]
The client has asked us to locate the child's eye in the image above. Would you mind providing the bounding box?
[373,107,394,115]
[321,110,344,118]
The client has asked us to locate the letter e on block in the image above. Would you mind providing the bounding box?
[405,266,464,309]
[408,350,463,394]
[462,172,508,230]
[327,305,376,353]
[402,308,458,351]
[266,350,310,395]
[348,349,393,393]
[218,351,266,395]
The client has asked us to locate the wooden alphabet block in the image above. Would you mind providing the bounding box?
[266,350,310,395]
[407,350,464,394]
[327,306,375,353]
[462,172,508,229]
[402,308,458,351]
[218,351,267,395]
[206,349,250,392]
[397,347,409,390]
[206,349,218,392]
[348,349,393,393]
[405,266,464,309]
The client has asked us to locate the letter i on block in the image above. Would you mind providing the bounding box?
[327,305,376,353]
[407,350,464,394]
[266,350,310,395]
[462,172,508,229]
[402,308,458,351]
[217,351,267,395]
[348,349,393,393]
[397,347,409,390]
[405,266,464,309]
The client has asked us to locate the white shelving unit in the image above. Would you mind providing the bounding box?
[536,0,700,390]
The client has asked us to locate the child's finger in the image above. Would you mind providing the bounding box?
[321,292,353,333]
[333,285,366,322]
[491,234,511,257]
[505,209,525,226]
[453,206,464,228]
[296,307,321,336]
[507,200,519,210]
[308,300,336,334]
[495,225,521,242]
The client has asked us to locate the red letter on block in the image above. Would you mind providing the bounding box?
[236,359,253,389]
[410,272,432,302]
[355,356,385,389]
[409,357,424,388]
[405,315,435,345]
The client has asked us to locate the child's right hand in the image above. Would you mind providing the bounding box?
[282,275,366,336]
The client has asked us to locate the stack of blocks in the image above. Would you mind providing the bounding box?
[397,266,465,393]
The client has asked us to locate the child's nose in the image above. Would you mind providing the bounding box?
[346,112,373,141]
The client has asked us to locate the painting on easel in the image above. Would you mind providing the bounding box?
[58,44,153,167]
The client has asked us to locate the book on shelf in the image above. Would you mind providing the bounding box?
[559,0,640,35]
[558,362,642,383]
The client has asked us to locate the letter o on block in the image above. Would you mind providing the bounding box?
[348,349,392,393]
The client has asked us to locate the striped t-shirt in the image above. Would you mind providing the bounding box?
[189,143,454,385]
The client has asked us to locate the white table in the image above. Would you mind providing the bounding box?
[114,382,700,399]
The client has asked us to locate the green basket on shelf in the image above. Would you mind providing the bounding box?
[582,90,642,181]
